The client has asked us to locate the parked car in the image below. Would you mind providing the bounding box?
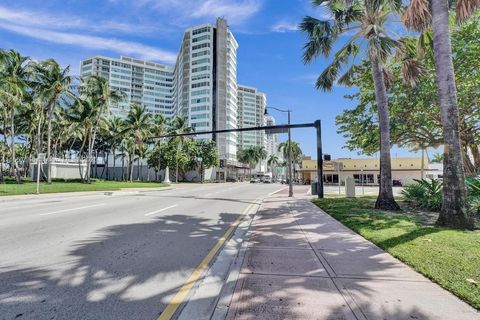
[226,177,237,182]
[263,177,272,183]
[250,178,260,183]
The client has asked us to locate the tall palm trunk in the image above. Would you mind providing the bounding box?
[1,113,7,184]
[112,147,116,181]
[431,0,473,229]
[78,132,88,183]
[35,113,43,194]
[103,152,108,179]
[121,156,125,181]
[128,155,133,182]
[10,109,21,183]
[371,58,400,210]
[0,154,4,184]
[86,128,95,184]
[46,103,56,184]
[157,142,162,182]
[129,145,136,182]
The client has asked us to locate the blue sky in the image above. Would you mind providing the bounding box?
[0,0,420,159]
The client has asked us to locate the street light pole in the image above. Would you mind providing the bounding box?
[265,106,293,197]
[287,111,293,197]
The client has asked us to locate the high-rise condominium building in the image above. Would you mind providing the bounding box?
[80,56,174,117]
[174,18,239,161]
[237,85,266,150]
[265,115,280,158]
[79,19,287,172]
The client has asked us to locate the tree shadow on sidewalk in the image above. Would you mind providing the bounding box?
[220,198,473,319]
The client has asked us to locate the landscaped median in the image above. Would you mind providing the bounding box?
[0,179,168,196]
[312,196,480,310]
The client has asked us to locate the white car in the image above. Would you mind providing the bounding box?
[263,177,272,183]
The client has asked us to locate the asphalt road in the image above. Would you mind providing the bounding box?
[0,183,285,320]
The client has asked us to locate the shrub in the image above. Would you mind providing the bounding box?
[402,179,442,211]
[466,176,480,217]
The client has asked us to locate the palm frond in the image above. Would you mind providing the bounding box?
[403,0,431,32]
[416,31,433,57]
[300,17,337,61]
[367,36,398,63]
[337,64,361,86]
[456,0,480,22]
[316,41,360,90]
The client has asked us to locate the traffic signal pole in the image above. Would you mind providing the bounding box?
[153,120,324,198]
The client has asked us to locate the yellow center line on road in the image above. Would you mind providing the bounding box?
[157,197,262,320]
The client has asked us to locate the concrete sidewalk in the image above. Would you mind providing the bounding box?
[223,194,479,319]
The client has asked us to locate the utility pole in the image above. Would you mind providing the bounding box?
[287,111,293,197]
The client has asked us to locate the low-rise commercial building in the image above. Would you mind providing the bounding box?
[300,156,442,186]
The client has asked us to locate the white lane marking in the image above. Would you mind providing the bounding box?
[144,205,178,217]
[39,204,105,216]
[268,187,287,196]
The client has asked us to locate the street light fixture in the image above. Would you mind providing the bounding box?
[264,107,293,197]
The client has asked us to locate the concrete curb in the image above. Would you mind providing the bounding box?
[174,198,263,320]
[0,186,174,202]
[175,187,287,320]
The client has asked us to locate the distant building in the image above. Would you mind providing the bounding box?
[237,85,266,150]
[264,115,280,158]
[80,56,174,117]
[300,157,442,186]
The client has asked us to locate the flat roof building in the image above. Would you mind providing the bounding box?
[300,157,442,186]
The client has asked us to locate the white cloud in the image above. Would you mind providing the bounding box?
[0,23,177,64]
[271,21,299,33]
[130,0,262,25]
[0,5,154,34]
[192,0,262,25]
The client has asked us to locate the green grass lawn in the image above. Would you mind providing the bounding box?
[0,179,168,196]
[312,196,480,310]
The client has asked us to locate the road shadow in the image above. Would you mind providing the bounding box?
[0,212,240,320]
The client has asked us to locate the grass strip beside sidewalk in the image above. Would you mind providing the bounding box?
[0,180,167,196]
[312,196,480,310]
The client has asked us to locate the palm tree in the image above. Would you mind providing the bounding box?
[0,49,32,183]
[403,0,477,227]
[117,139,131,181]
[34,59,72,184]
[169,115,193,183]
[123,104,152,182]
[0,141,7,183]
[278,141,302,163]
[106,116,125,180]
[136,143,149,181]
[237,146,267,179]
[253,145,268,167]
[152,114,169,181]
[300,0,405,210]
[80,76,123,183]
[278,141,303,183]
[121,137,136,181]
[267,154,280,179]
